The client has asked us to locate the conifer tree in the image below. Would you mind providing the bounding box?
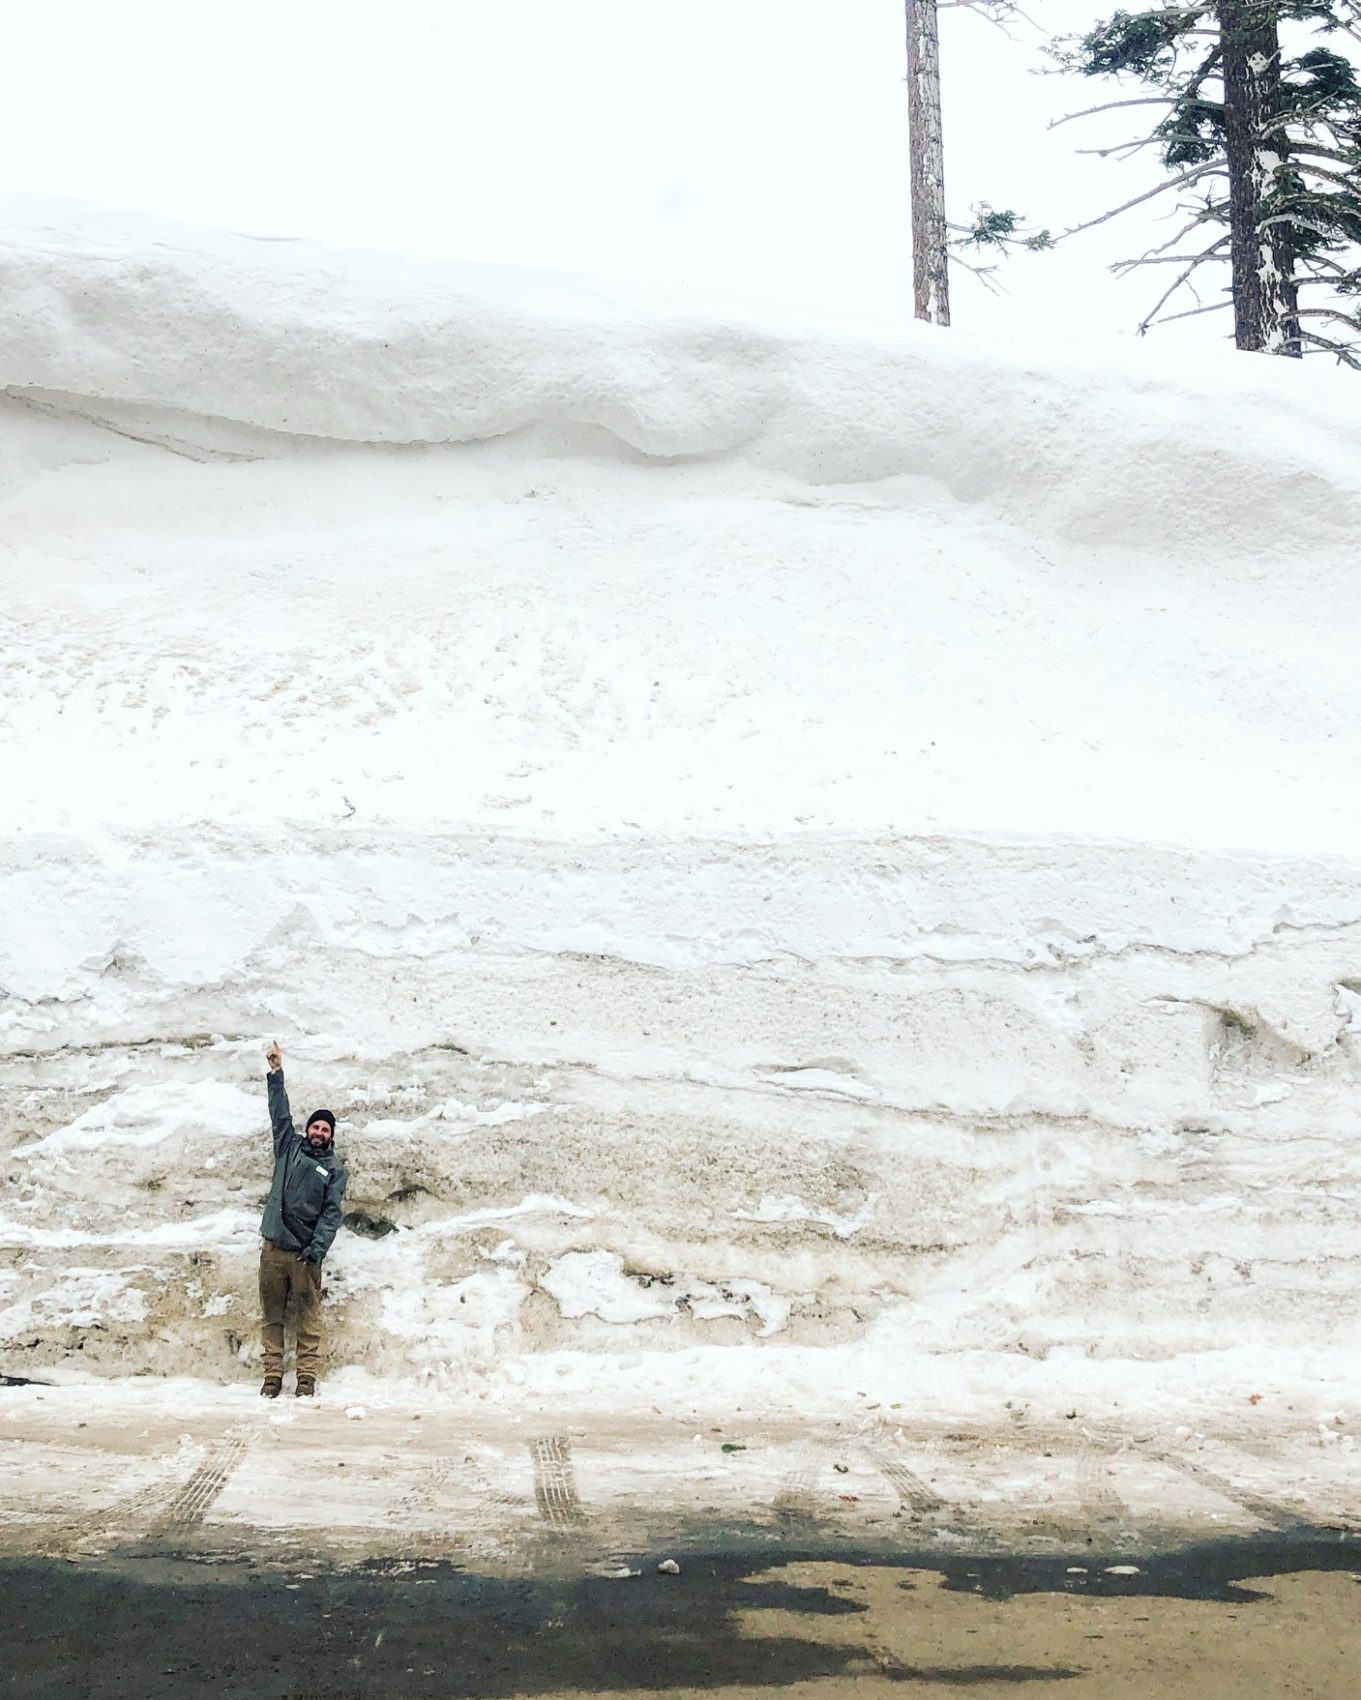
[907,0,952,321]
[906,1,1052,324]
[1049,2,1361,365]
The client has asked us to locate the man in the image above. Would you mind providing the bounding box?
[259,1040,347,1398]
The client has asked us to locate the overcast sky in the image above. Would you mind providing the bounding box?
[0,1,1284,347]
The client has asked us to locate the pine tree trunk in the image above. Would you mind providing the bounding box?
[1219,1,1298,354]
[905,0,950,325]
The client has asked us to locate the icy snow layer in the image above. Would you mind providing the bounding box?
[1,202,1360,1396]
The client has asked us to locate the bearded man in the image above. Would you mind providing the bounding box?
[258,1041,347,1397]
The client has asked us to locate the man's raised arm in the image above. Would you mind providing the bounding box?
[264,1040,295,1154]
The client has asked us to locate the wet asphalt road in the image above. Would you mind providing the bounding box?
[6,1528,1361,1699]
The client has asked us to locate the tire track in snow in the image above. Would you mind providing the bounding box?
[772,1466,821,1535]
[387,1451,529,1538]
[385,1457,455,1556]
[871,1453,946,1517]
[529,1434,585,1530]
[866,1423,947,1517]
[387,1456,456,1522]
[148,1427,251,1538]
[1076,1440,1129,1526]
[1146,1448,1297,1530]
[46,1463,187,1556]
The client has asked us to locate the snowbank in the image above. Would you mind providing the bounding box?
[0,195,1357,560]
[1,201,1359,1404]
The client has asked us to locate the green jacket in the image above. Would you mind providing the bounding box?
[260,1069,347,1262]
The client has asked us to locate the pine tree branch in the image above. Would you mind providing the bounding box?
[1286,142,1361,167]
[1062,163,1227,239]
[1144,206,1227,256]
[1076,131,1219,159]
[1152,298,1234,325]
[1132,237,1233,330]
[1325,1,1361,50]
[1259,210,1353,240]
[1296,253,1358,280]
[1071,3,1212,16]
[947,251,1013,295]
[1102,204,1229,276]
[1335,0,1361,29]
[1261,96,1351,141]
[940,0,1040,37]
[1293,329,1361,369]
[1277,161,1361,193]
[1112,248,1233,266]
[1049,97,1179,131]
[1294,305,1361,329]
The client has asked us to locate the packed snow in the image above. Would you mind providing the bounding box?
[1,200,1359,1431]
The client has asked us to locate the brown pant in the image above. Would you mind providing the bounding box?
[258,1240,323,1379]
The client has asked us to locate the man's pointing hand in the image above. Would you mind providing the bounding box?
[265,1040,283,1072]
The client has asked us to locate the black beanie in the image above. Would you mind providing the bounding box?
[306,1109,336,1137]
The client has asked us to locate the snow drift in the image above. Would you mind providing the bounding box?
[2,199,1360,1400]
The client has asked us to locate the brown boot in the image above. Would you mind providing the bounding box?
[260,1375,282,1398]
[295,1374,316,1398]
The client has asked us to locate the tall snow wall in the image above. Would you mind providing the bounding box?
[2,201,1360,1388]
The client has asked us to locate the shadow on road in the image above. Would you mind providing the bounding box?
[6,1525,1361,1698]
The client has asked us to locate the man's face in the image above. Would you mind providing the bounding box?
[306,1119,332,1148]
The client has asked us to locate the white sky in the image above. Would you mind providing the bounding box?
[0,0,1267,346]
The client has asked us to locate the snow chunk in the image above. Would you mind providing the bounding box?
[541,1251,674,1326]
[731,1194,877,1239]
[427,1195,597,1231]
[437,1100,557,1128]
[0,1268,147,1333]
[361,1101,558,1137]
[16,1082,260,1157]
[541,1250,799,1337]
[0,1208,255,1250]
